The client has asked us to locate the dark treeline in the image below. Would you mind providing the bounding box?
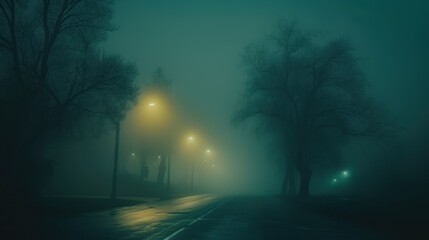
[0,0,138,199]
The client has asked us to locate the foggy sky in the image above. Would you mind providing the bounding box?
[106,0,429,123]
[46,1,429,195]
[100,0,429,192]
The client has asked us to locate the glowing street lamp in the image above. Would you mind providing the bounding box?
[203,149,212,163]
[342,170,349,177]
[138,92,173,193]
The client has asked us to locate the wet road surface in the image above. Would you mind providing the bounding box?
[47,195,220,239]
[5,195,387,239]
[163,196,384,240]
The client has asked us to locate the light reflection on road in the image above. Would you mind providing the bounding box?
[42,195,220,239]
[114,195,216,230]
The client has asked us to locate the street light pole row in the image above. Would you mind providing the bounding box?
[186,135,216,192]
[109,97,219,198]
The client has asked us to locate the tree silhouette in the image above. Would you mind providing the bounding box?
[0,0,138,197]
[234,21,387,197]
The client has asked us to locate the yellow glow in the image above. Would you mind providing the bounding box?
[116,195,217,229]
[175,130,205,160]
[134,91,173,141]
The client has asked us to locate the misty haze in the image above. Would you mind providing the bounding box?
[1,1,428,239]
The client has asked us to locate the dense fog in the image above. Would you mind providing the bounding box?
[2,0,428,200]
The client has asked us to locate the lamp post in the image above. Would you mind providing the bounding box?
[201,148,212,189]
[187,135,195,191]
[110,98,160,199]
[189,137,195,191]
[167,151,171,193]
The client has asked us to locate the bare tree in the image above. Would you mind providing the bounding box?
[0,0,138,197]
[234,21,387,197]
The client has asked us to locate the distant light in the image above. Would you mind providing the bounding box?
[206,149,211,154]
[333,178,337,183]
[131,153,136,156]
[342,170,349,177]
[188,136,194,141]
[148,102,156,107]
[158,155,161,159]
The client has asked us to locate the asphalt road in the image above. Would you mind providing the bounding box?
[5,195,390,239]
[161,196,385,240]
[44,195,220,239]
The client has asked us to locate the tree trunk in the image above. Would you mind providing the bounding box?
[293,137,311,198]
[281,174,288,196]
[298,166,311,198]
[110,122,120,199]
[287,163,297,196]
[282,165,297,197]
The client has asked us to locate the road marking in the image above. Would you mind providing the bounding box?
[162,200,228,240]
[188,219,198,225]
[187,200,226,226]
[163,227,185,240]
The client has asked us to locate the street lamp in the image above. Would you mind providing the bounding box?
[138,92,173,195]
[342,170,349,177]
[204,149,211,162]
